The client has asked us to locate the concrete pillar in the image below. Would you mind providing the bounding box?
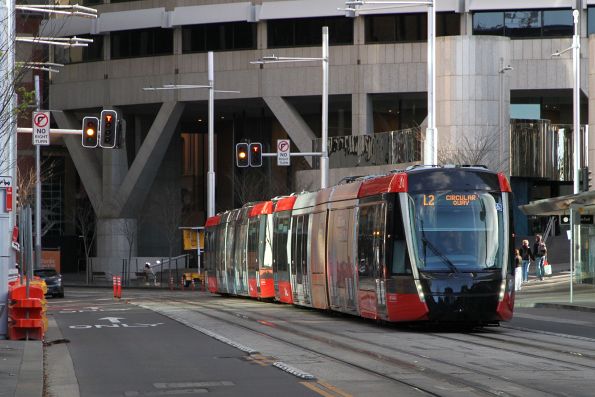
[96,218,137,259]
[435,36,511,173]
[352,93,373,135]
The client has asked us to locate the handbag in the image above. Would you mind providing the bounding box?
[543,259,552,276]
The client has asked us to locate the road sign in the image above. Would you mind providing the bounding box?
[32,111,50,146]
[277,139,290,166]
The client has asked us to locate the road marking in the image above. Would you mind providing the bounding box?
[69,322,164,330]
[300,381,353,397]
[99,317,125,324]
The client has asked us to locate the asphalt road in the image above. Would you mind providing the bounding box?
[47,290,323,397]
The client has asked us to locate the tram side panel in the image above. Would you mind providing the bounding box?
[309,210,329,310]
[258,213,275,299]
[327,207,358,315]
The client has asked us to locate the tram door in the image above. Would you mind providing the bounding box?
[272,212,292,303]
[233,218,249,296]
[357,203,387,319]
[291,214,311,306]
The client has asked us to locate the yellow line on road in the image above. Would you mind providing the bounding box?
[300,381,353,397]
[317,380,353,397]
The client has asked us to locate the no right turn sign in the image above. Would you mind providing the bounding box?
[277,139,290,166]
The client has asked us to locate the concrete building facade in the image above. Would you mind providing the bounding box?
[40,0,595,275]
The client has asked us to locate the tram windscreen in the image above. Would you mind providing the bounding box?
[408,191,505,272]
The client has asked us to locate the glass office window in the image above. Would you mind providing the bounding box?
[588,7,595,36]
[505,10,541,37]
[183,22,256,53]
[473,12,504,36]
[366,13,459,43]
[111,28,173,59]
[268,17,353,48]
[54,34,103,64]
[542,9,573,37]
[474,9,572,38]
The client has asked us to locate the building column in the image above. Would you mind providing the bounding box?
[435,36,511,173]
[352,93,373,135]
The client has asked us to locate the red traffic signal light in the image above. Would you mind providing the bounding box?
[81,116,99,148]
[236,143,249,167]
[249,143,262,167]
[100,109,118,148]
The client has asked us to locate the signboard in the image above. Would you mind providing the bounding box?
[559,214,593,225]
[183,229,204,250]
[42,249,61,273]
[277,139,291,166]
[32,111,50,146]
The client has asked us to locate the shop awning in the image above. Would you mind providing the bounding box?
[519,190,595,216]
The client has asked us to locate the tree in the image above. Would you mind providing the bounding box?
[438,129,507,172]
[150,184,182,279]
[73,199,97,284]
[230,167,291,207]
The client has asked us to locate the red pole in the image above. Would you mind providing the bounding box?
[180,276,184,291]
[117,276,122,298]
[112,276,117,298]
[169,277,173,291]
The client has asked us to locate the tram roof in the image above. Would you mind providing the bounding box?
[205,215,221,227]
[274,195,297,212]
[249,201,274,217]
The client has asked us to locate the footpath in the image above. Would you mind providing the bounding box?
[1,269,594,397]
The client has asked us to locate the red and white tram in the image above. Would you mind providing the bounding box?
[204,166,515,324]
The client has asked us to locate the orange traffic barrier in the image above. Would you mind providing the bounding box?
[7,281,46,340]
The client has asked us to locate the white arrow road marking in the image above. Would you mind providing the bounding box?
[99,317,125,324]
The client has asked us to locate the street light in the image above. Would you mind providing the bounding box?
[344,0,436,164]
[251,26,330,189]
[143,52,239,218]
[551,9,581,302]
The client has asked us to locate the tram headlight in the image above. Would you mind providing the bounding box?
[498,280,507,301]
[414,279,425,302]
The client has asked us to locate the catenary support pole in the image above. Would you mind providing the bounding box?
[207,51,215,218]
[423,0,437,165]
[321,26,329,189]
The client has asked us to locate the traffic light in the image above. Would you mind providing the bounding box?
[82,116,99,148]
[249,143,262,167]
[236,143,249,167]
[100,109,118,148]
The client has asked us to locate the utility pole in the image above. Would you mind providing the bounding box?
[0,0,17,339]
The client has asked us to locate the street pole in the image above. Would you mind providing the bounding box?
[570,9,580,303]
[34,76,42,272]
[423,0,437,165]
[0,0,17,338]
[207,51,215,218]
[321,26,329,189]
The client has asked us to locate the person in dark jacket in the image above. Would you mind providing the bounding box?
[519,239,533,283]
[533,234,547,281]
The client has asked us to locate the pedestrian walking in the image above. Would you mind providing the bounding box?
[514,249,523,291]
[533,234,547,281]
[519,239,533,283]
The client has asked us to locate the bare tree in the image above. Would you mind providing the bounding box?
[230,168,290,206]
[73,200,97,284]
[150,184,182,278]
[438,129,507,172]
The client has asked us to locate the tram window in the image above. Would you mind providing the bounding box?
[274,214,290,273]
[247,218,259,271]
[258,216,269,268]
[302,215,310,276]
[358,204,386,279]
[291,216,300,276]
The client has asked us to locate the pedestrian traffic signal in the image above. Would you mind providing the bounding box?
[82,116,99,148]
[100,109,118,148]
[580,166,592,192]
[236,143,249,167]
[249,143,262,167]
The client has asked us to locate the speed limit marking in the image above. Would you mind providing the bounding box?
[32,111,50,146]
[277,139,290,166]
